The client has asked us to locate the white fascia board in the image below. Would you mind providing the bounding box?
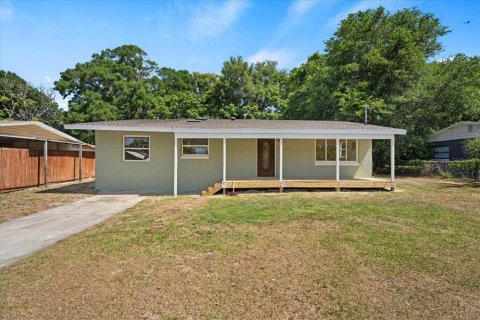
[0,133,93,146]
[64,124,175,132]
[1,121,84,144]
[175,128,406,135]
[175,132,397,140]
[35,122,84,143]
[65,124,406,137]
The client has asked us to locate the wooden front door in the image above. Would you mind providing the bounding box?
[257,139,275,177]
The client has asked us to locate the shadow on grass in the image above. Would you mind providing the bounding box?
[38,181,97,195]
[436,181,480,189]
[215,188,390,196]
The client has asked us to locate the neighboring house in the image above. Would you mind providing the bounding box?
[429,121,480,161]
[0,121,95,190]
[65,119,406,195]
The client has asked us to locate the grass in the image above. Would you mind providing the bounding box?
[0,177,479,319]
[0,181,96,223]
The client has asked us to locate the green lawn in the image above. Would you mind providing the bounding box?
[1,178,479,319]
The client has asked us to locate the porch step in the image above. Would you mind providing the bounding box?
[201,182,223,196]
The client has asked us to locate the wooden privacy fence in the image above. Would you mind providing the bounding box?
[0,147,95,191]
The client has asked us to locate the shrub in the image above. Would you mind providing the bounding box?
[438,170,453,179]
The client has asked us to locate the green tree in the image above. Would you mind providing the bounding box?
[148,68,211,119]
[55,45,158,120]
[210,56,287,119]
[465,136,480,159]
[55,45,160,142]
[283,53,338,120]
[0,70,63,129]
[325,7,449,124]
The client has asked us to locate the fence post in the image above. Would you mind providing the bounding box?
[0,148,3,190]
[44,140,48,188]
[79,144,83,182]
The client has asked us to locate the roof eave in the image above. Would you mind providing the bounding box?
[64,124,406,135]
[1,121,85,144]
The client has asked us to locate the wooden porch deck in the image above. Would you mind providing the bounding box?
[201,178,394,196]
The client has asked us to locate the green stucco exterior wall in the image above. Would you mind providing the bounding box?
[283,139,372,179]
[95,131,174,193]
[95,132,373,194]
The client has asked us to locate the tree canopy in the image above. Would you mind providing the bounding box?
[0,70,63,129]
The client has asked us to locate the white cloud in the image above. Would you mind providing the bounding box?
[328,0,405,28]
[190,0,250,40]
[275,0,332,37]
[289,0,319,17]
[45,75,53,84]
[0,0,15,22]
[247,48,295,68]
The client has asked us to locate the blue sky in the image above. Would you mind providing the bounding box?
[1,0,479,108]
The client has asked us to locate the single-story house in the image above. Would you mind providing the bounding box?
[65,119,406,195]
[429,121,480,161]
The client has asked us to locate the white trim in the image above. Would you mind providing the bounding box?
[275,139,277,177]
[314,139,359,166]
[223,138,226,185]
[391,137,395,187]
[174,135,178,196]
[180,155,210,160]
[279,138,283,182]
[1,121,85,144]
[122,135,150,162]
[336,138,340,182]
[180,138,210,159]
[315,161,360,166]
[175,132,399,140]
[0,133,94,147]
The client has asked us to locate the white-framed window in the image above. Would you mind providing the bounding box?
[182,138,209,159]
[123,135,150,161]
[315,139,358,165]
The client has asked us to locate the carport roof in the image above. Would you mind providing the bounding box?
[0,121,92,145]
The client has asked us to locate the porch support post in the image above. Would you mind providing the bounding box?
[43,140,48,188]
[279,138,283,192]
[174,135,178,196]
[79,144,83,182]
[335,138,340,191]
[390,136,396,191]
[222,137,226,195]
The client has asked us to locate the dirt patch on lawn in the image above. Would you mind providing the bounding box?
[0,180,96,223]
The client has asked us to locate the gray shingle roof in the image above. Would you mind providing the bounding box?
[65,119,405,133]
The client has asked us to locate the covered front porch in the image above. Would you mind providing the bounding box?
[173,132,397,196]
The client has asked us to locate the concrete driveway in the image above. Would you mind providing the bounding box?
[0,194,145,268]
